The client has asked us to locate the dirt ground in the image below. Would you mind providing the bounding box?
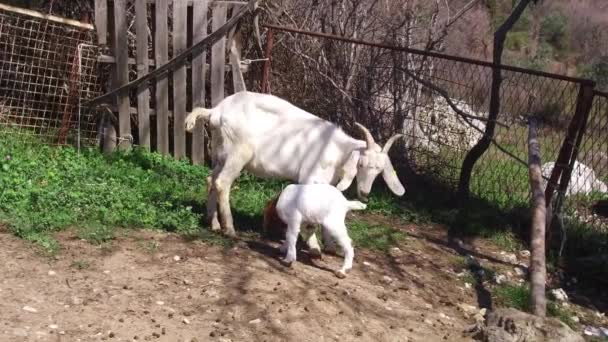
[0,218,597,342]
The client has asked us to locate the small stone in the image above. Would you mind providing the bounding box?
[118,318,124,323]
[48,324,58,330]
[550,288,569,302]
[571,316,580,323]
[173,255,181,261]
[519,250,531,258]
[103,270,110,274]
[464,282,472,289]
[182,318,190,325]
[156,301,164,305]
[458,303,477,315]
[248,318,261,324]
[465,255,480,268]
[494,274,507,284]
[22,306,38,313]
[109,332,115,338]
[514,266,526,277]
[501,253,518,264]
[48,270,56,276]
[381,276,393,284]
[424,319,433,325]
[183,279,192,285]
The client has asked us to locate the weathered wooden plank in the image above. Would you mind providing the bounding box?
[113,0,130,150]
[228,27,246,93]
[135,0,150,148]
[173,0,188,159]
[211,4,228,107]
[86,0,256,107]
[154,0,169,155]
[191,0,208,165]
[94,0,107,44]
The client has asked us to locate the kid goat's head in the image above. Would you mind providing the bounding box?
[337,123,405,202]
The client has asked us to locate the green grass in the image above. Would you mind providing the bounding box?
[494,283,531,311]
[348,220,406,251]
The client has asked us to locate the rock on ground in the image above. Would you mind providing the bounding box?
[479,308,584,342]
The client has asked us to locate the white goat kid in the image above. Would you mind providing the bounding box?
[185,91,404,253]
[275,184,366,278]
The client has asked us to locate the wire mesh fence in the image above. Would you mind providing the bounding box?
[268,25,608,231]
[0,4,102,146]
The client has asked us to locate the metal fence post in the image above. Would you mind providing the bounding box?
[261,28,274,93]
[544,83,596,205]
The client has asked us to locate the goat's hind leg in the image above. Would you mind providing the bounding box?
[206,174,221,231]
[323,222,354,278]
[214,152,251,237]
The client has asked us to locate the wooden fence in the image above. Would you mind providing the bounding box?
[93,0,254,163]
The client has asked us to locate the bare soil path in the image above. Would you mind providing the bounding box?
[0,221,506,342]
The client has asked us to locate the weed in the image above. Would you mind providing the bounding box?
[77,224,116,245]
[137,240,161,253]
[547,302,578,329]
[70,260,90,270]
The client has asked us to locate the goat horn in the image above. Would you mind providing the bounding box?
[354,122,375,149]
[382,134,404,153]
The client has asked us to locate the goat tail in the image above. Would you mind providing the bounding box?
[346,200,367,211]
[185,107,213,132]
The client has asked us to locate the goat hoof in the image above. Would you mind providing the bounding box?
[280,258,294,267]
[335,270,347,279]
[210,222,221,231]
[224,229,237,238]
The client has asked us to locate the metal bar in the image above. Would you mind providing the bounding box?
[260,28,273,93]
[544,84,596,204]
[263,23,596,86]
[0,3,95,30]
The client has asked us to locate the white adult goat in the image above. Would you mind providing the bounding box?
[185,91,404,253]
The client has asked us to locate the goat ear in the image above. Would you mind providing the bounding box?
[336,151,360,191]
[382,157,405,196]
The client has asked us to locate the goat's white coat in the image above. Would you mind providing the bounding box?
[275,184,366,277]
[185,91,405,251]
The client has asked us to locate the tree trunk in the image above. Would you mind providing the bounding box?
[457,0,534,201]
[528,117,547,317]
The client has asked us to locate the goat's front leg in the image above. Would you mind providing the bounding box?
[282,220,301,266]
